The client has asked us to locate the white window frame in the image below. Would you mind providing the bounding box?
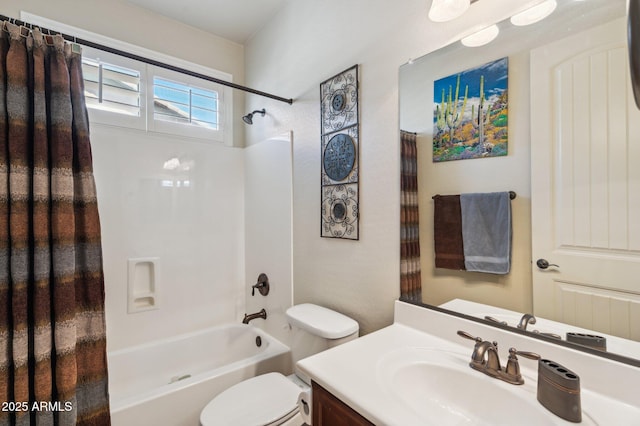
[21,12,233,145]
[147,65,229,142]
[80,45,147,131]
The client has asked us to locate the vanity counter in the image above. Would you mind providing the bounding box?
[296,301,640,425]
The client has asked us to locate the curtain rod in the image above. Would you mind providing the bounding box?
[0,14,294,105]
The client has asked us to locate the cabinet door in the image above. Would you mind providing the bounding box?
[312,381,375,426]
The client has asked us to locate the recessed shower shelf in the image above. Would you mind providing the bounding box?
[127,257,160,313]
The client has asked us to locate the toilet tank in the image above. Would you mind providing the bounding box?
[285,304,359,365]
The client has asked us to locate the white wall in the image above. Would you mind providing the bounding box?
[244,0,543,334]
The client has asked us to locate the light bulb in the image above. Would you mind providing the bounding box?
[510,0,557,26]
[461,24,500,47]
[428,0,471,22]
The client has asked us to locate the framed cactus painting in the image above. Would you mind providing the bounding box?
[432,57,508,162]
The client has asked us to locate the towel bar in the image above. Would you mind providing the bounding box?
[432,191,516,200]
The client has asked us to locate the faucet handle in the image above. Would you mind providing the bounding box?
[457,330,483,344]
[504,347,541,385]
[251,273,270,296]
[484,316,508,325]
[531,330,563,340]
[510,348,541,360]
[251,283,263,296]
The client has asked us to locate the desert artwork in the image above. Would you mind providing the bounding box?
[433,57,508,162]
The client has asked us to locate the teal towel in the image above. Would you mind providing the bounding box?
[460,192,511,274]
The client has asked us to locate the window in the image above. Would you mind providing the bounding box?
[20,14,233,144]
[79,47,147,131]
[82,59,141,117]
[153,77,218,130]
[146,66,227,141]
[80,45,230,142]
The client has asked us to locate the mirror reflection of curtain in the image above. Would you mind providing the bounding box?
[400,130,421,302]
[0,23,110,425]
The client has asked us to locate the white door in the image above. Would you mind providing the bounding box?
[531,17,640,341]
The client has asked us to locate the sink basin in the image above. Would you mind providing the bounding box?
[376,347,595,425]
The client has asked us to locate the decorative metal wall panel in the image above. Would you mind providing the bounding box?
[321,125,359,186]
[320,65,359,240]
[321,184,359,239]
[321,66,359,134]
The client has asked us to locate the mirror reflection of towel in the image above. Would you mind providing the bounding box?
[433,195,465,270]
[460,192,511,274]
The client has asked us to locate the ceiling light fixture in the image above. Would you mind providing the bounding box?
[461,24,500,47]
[428,0,471,22]
[510,0,557,26]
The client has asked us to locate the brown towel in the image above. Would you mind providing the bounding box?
[434,195,466,270]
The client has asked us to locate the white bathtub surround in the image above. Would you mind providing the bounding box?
[92,125,246,351]
[244,133,294,344]
[108,324,290,425]
[297,301,640,425]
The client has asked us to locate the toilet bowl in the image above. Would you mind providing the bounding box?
[200,304,359,426]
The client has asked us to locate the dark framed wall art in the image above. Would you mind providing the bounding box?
[320,65,360,240]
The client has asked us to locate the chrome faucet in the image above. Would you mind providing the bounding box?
[517,313,536,330]
[458,330,540,385]
[242,308,267,324]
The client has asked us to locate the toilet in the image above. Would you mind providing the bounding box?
[200,303,359,426]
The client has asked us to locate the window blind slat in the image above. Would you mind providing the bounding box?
[102,84,140,107]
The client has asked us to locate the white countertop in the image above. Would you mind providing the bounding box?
[296,301,640,426]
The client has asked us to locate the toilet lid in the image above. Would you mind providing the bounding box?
[200,373,302,426]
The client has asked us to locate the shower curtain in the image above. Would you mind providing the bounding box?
[0,23,110,425]
[400,130,422,302]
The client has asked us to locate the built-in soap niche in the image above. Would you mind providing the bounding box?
[127,258,160,313]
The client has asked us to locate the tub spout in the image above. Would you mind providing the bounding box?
[243,308,267,324]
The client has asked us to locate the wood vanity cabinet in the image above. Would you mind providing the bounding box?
[311,381,375,426]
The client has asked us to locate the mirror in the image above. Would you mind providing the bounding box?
[399,0,640,366]
[631,0,640,108]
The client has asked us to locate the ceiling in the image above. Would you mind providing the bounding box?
[126,0,288,44]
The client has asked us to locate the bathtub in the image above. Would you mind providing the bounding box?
[108,324,291,426]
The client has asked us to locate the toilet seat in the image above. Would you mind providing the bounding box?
[200,372,303,426]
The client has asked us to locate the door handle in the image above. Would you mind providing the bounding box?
[536,259,559,270]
